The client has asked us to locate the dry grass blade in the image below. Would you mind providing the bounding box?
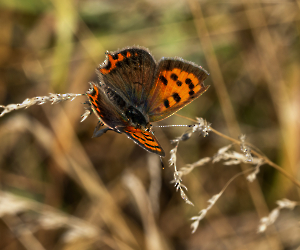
[0,191,99,249]
[0,93,83,117]
[122,172,169,250]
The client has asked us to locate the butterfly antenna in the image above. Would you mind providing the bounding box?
[152,124,194,128]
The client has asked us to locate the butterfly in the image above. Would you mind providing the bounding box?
[86,46,209,157]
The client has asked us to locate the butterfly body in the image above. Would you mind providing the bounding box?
[87,47,209,156]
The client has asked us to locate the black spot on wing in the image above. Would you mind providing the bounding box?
[185,78,192,85]
[112,53,119,60]
[189,90,195,96]
[160,75,168,86]
[176,80,182,86]
[171,73,178,81]
[172,93,181,103]
[164,99,170,108]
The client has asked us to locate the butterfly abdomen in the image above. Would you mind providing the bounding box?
[104,85,149,128]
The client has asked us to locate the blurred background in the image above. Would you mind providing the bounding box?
[0,0,300,249]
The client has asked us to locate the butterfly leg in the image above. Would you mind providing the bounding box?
[92,127,113,138]
[92,121,108,138]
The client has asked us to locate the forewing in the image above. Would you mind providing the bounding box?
[118,126,165,156]
[86,82,128,129]
[147,58,209,122]
[98,47,156,107]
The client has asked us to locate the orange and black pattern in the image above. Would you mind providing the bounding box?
[120,126,165,156]
[87,47,209,156]
[148,59,209,122]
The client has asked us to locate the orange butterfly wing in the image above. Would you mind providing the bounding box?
[147,59,209,122]
[118,126,165,156]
